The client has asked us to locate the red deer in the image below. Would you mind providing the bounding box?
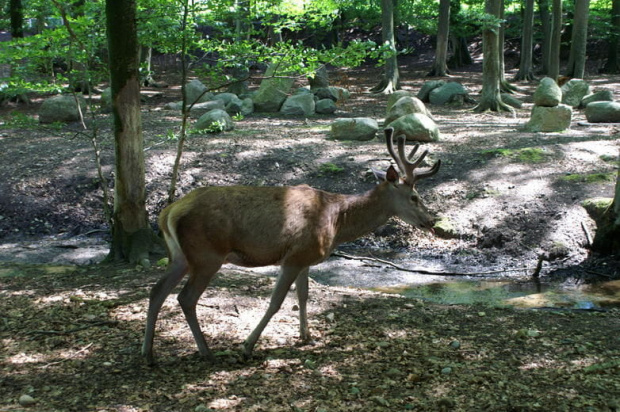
[142,128,440,364]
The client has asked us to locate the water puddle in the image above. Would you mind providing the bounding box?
[373,279,620,309]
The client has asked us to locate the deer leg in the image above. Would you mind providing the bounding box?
[142,257,189,365]
[177,258,222,361]
[243,265,306,358]
[295,268,311,343]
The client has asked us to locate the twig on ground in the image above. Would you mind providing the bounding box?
[331,251,535,276]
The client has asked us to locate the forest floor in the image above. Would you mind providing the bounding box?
[1,55,620,411]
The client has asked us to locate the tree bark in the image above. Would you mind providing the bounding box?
[566,0,590,78]
[548,0,562,81]
[370,0,400,94]
[106,0,154,265]
[601,0,620,73]
[498,0,516,92]
[427,0,451,77]
[514,0,536,81]
[10,0,24,38]
[538,0,552,74]
[474,0,513,113]
[592,153,620,254]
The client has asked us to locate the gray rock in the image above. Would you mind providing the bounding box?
[185,79,213,105]
[387,113,440,142]
[561,79,590,107]
[526,104,572,132]
[417,80,445,102]
[331,118,378,141]
[240,98,254,116]
[429,82,468,105]
[213,92,239,106]
[579,90,614,108]
[585,101,620,123]
[314,86,350,102]
[385,96,432,125]
[281,93,316,116]
[386,90,413,112]
[253,63,296,112]
[309,66,330,89]
[195,109,234,132]
[533,77,562,107]
[316,98,337,114]
[39,94,87,123]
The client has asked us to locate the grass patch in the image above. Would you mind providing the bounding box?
[560,172,615,184]
[480,147,551,164]
[317,162,344,176]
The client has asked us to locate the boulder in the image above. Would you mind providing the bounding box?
[429,82,468,105]
[561,79,590,107]
[240,98,254,116]
[39,94,87,123]
[387,113,440,142]
[385,96,432,125]
[185,79,213,105]
[579,90,614,108]
[309,66,330,90]
[212,92,239,106]
[280,93,316,116]
[253,63,296,112]
[386,90,413,112]
[417,80,445,102]
[526,104,572,132]
[331,118,378,141]
[194,109,234,132]
[316,98,337,114]
[533,77,562,107]
[585,101,620,123]
[314,86,350,102]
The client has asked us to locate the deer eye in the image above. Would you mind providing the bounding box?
[410,194,419,203]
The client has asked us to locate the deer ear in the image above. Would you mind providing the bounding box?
[385,165,399,183]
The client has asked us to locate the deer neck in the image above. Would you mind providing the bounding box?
[333,184,393,245]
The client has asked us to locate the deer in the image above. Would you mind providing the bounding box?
[142,127,440,364]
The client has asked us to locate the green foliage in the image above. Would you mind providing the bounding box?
[0,111,38,128]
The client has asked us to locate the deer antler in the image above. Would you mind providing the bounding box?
[385,128,441,186]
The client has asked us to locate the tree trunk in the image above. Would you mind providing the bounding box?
[538,0,552,74]
[514,0,536,81]
[10,0,24,38]
[592,153,620,254]
[370,0,400,94]
[601,0,620,73]
[106,0,154,265]
[474,0,513,113]
[566,0,590,78]
[548,0,562,81]
[427,0,451,77]
[448,0,473,68]
[498,0,516,92]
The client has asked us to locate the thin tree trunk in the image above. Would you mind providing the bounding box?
[566,0,590,78]
[538,0,552,74]
[498,0,517,92]
[106,0,154,265]
[548,0,562,81]
[370,0,400,94]
[601,0,620,73]
[9,0,24,38]
[474,0,513,113]
[428,0,451,77]
[515,0,536,81]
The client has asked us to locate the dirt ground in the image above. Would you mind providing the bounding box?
[1,56,620,410]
